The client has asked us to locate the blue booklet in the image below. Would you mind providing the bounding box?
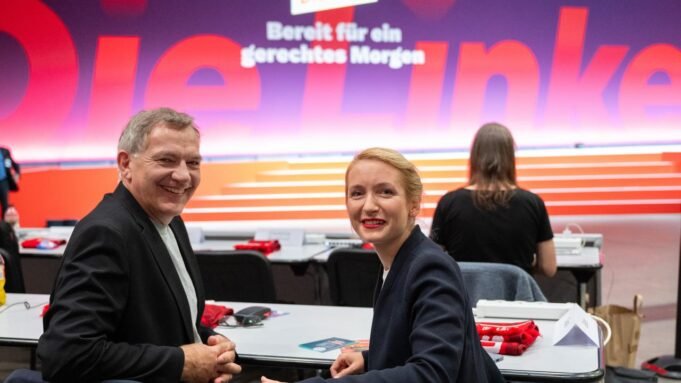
[299,337,355,353]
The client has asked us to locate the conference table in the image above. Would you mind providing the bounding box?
[16,228,329,264]
[556,246,603,308]
[313,245,603,308]
[17,227,603,307]
[17,228,330,294]
[0,293,604,382]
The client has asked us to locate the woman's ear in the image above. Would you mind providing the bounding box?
[409,198,421,218]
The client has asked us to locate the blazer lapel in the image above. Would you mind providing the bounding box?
[114,184,195,342]
[374,225,423,305]
[170,218,205,317]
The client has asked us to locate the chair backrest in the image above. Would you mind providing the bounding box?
[196,250,276,303]
[1,247,25,293]
[46,219,78,227]
[326,248,382,307]
[0,221,25,293]
[458,262,546,306]
[4,369,47,382]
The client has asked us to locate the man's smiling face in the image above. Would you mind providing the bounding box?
[119,123,201,225]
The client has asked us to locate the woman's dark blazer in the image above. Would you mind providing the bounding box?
[302,226,504,382]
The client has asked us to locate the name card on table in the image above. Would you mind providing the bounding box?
[553,305,600,347]
[255,229,305,247]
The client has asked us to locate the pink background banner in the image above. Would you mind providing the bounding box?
[1,0,680,162]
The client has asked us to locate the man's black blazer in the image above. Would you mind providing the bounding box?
[38,183,214,382]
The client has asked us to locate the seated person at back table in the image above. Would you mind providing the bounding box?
[37,108,241,382]
[430,122,557,277]
[263,147,504,383]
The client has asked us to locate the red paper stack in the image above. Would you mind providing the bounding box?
[477,320,541,355]
[234,239,281,255]
[201,304,234,329]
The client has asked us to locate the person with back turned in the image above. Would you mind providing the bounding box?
[430,122,557,277]
[36,108,242,382]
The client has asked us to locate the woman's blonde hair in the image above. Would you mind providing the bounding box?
[345,147,423,205]
[468,122,517,210]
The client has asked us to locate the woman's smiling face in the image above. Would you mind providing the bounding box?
[345,159,418,254]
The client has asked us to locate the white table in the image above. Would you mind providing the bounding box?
[0,294,604,381]
[217,302,372,368]
[215,301,604,382]
[16,227,70,256]
[0,294,47,346]
[17,229,332,294]
[17,226,603,307]
[0,294,48,369]
[19,230,331,264]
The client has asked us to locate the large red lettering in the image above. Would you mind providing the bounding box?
[0,0,77,145]
[300,8,354,132]
[301,8,393,136]
[545,7,629,129]
[451,41,540,130]
[619,44,681,128]
[87,37,140,146]
[145,35,260,111]
[405,42,448,131]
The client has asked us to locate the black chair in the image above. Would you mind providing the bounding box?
[196,250,276,303]
[326,248,382,307]
[46,219,77,227]
[4,369,46,383]
[1,221,25,293]
[457,262,546,306]
[5,369,141,382]
[1,247,25,293]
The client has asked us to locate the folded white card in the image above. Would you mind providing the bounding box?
[553,305,600,347]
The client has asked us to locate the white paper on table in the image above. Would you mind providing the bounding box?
[255,229,305,247]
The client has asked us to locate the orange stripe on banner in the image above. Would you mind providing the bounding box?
[10,151,681,227]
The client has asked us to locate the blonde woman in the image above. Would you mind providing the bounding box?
[263,148,503,383]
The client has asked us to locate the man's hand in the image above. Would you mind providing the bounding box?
[208,335,241,383]
[330,351,365,378]
[181,336,241,383]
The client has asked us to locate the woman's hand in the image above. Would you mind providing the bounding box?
[330,351,365,378]
[261,376,285,383]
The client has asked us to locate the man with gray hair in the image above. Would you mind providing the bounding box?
[36,108,241,382]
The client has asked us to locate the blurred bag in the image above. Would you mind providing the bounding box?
[591,294,643,368]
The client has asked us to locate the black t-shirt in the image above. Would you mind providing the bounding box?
[429,188,553,273]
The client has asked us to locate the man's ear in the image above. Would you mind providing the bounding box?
[117,151,132,182]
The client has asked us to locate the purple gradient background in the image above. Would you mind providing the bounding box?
[0,0,679,162]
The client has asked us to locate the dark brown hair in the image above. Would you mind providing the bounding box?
[468,122,517,210]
